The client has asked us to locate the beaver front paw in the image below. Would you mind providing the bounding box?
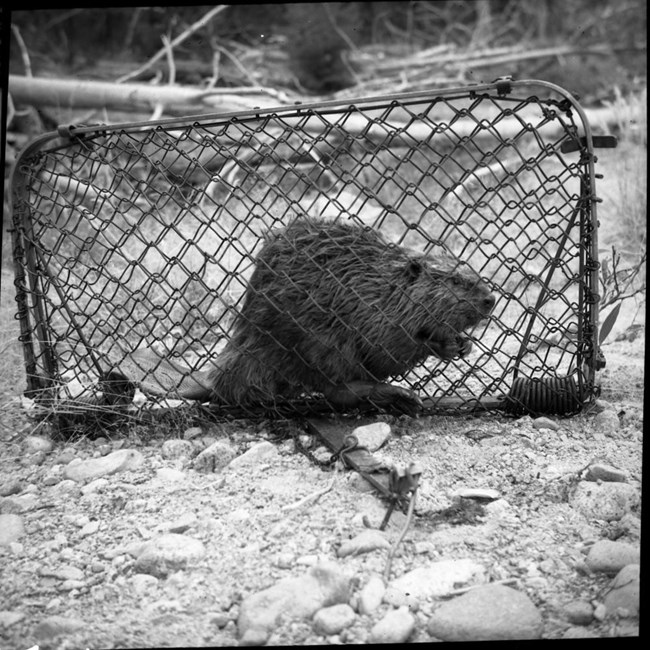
[429,335,473,360]
[368,383,423,417]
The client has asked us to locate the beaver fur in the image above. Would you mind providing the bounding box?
[208,218,495,415]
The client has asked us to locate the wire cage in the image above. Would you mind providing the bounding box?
[10,78,610,422]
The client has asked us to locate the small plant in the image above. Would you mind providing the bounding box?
[598,245,646,345]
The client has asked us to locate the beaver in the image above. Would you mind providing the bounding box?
[207,218,495,416]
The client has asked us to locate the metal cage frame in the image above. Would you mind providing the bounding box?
[9,78,609,421]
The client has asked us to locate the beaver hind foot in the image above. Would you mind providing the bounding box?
[209,218,495,416]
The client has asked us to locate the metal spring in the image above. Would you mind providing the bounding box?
[505,375,583,416]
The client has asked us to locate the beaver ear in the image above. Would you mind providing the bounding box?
[403,259,423,281]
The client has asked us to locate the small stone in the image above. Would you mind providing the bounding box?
[563,600,594,625]
[337,529,391,558]
[34,615,86,640]
[562,627,600,639]
[155,467,185,482]
[358,575,385,615]
[532,417,560,431]
[603,564,639,618]
[274,553,294,569]
[427,584,542,641]
[161,439,194,460]
[454,487,501,501]
[0,479,22,497]
[570,481,639,521]
[592,410,620,433]
[167,512,198,534]
[368,606,415,644]
[64,449,144,482]
[0,611,25,627]
[134,534,206,578]
[210,612,231,628]
[24,435,54,453]
[312,603,356,635]
[1,493,38,513]
[585,540,640,575]
[130,573,159,595]
[228,441,279,469]
[79,520,100,537]
[0,514,25,546]
[351,422,392,452]
[193,441,237,473]
[584,463,628,483]
[80,478,109,495]
[182,426,203,440]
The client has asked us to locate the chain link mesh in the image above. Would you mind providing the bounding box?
[10,80,601,420]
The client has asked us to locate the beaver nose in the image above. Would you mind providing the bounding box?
[482,293,496,314]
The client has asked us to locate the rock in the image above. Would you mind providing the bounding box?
[337,529,391,558]
[384,559,486,606]
[592,410,620,433]
[228,441,279,469]
[0,514,25,546]
[570,481,639,521]
[166,512,198,534]
[134,534,206,578]
[79,520,100,537]
[193,441,237,473]
[155,467,185,482]
[563,599,594,625]
[64,449,144,482]
[0,478,22,497]
[603,564,639,617]
[24,435,54,453]
[1,493,38,513]
[161,439,194,460]
[584,463,628,483]
[80,478,109,495]
[585,540,640,575]
[532,416,560,431]
[238,562,351,644]
[182,426,203,440]
[562,627,600,638]
[130,573,160,596]
[34,615,86,640]
[427,584,543,641]
[39,565,85,581]
[351,422,392,452]
[358,574,386,615]
[453,488,501,501]
[312,603,356,635]
[0,610,25,627]
[368,606,415,644]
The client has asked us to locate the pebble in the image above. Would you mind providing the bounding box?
[603,564,639,617]
[0,610,25,627]
[161,439,194,460]
[350,422,392,452]
[0,478,22,497]
[130,573,160,596]
[165,512,198,534]
[24,434,54,453]
[532,416,560,431]
[80,478,110,495]
[592,410,620,433]
[427,584,542,641]
[0,514,25,546]
[228,441,279,469]
[563,599,594,625]
[182,426,203,440]
[155,467,186,482]
[358,575,386,615]
[1,493,39,513]
[134,533,207,578]
[569,481,639,521]
[39,565,85,581]
[79,520,100,537]
[64,449,144,482]
[312,603,356,635]
[384,559,486,606]
[238,562,351,644]
[368,606,415,644]
[34,615,86,640]
[453,487,500,501]
[584,463,628,483]
[337,529,391,558]
[585,540,640,575]
[562,627,600,638]
[192,441,237,473]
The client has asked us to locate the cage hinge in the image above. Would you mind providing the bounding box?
[560,135,619,154]
[56,123,104,140]
[493,76,514,96]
